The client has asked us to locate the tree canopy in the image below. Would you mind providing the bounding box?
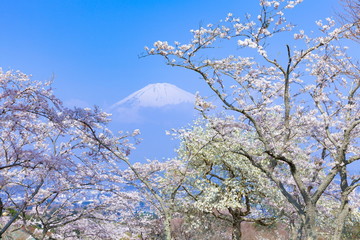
[147,0,360,239]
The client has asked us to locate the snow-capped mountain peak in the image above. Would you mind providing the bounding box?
[111,83,195,108]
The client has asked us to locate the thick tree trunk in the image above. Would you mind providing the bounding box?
[301,204,318,240]
[333,198,350,240]
[333,166,351,240]
[164,211,172,240]
[289,221,304,240]
[232,220,242,240]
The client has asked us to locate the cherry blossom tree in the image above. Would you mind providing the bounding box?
[121,158,190,240]
[0,68,146,239]
[147,0,360,239]
[120,147,245,240]
[173,118,287,240]
[171,117,360,239]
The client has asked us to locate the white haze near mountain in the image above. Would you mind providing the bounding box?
[108,83,198,161]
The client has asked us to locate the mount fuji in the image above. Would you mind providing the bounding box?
[111,83,195,109]
[109,83,197,124]
[108,83,199,161]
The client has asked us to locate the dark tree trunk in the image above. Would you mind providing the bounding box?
[232,219,242,240]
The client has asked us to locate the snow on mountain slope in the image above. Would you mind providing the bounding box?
[111,83,195,108]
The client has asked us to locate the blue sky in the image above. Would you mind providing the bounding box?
[0,0,346,160]
[0,0,340,108]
